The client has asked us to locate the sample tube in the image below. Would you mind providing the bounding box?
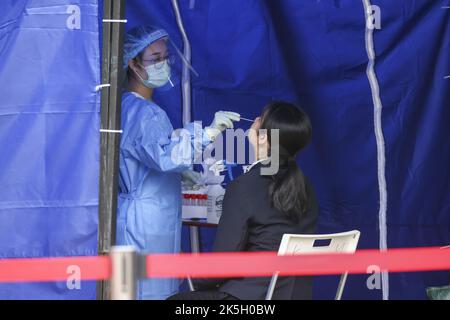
[194,194,198,206]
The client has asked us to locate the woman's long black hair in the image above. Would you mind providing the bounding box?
[260,101,312,221]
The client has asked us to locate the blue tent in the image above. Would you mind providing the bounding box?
[0,0,448,299]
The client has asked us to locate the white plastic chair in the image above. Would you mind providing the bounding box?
[265,230,361,300]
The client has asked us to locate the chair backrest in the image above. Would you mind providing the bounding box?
[278,230,361,256]
[264,230,361,300]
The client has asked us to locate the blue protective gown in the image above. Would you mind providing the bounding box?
[116,91,210,300]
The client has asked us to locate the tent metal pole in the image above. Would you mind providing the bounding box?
[97,0,126,300]
[171,0,192,126]
[110,247,138,300]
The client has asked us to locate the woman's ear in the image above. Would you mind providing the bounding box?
[128,59,137,73]
[128,59,145,80]
[258,130,268,146]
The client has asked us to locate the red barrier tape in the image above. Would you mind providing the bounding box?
[0,256,110,283]
[146,247,450,278]
[0,247,448,283]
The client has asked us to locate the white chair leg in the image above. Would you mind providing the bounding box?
[187,276,195,291]
[188,226,200,292]
[335,272,348,300]
[265,272,279,300]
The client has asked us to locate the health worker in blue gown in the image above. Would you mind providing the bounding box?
[117,25,240,300]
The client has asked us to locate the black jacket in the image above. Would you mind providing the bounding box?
[194,162,319,300]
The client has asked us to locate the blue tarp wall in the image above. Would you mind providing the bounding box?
[0,0,100,299]
[0,0,448,299]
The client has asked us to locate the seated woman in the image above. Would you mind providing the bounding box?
[168,101,319,300]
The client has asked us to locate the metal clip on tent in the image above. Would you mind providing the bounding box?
[102,19,128,23]
[95,84,111,91]
[100,129,123,134]
[96,84,122,134]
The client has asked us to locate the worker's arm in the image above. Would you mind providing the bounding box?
[133,114,212,173]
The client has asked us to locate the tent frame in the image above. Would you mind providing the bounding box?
[97,0,126,300]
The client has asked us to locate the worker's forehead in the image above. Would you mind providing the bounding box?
[142,38,168,57]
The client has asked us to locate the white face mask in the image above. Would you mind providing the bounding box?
[135,60,171,88]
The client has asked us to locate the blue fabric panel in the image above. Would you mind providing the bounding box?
[126,0,449,299]
[0,0,100,299]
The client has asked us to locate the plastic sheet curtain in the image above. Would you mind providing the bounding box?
[0,0,101,299]
[0,0,448,300]
[125,0,450,299]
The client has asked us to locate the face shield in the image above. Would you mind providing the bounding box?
[123,26,198,92]
[138,38,198,92]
